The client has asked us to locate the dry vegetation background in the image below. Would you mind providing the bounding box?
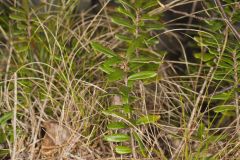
[0,0,240,159]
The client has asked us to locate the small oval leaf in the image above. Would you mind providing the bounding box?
[117,7,135,19]
[128,71,157,81]
[144,23,164,31]
[142,0,159,9]
[115,34,132,42]
[129,57,160,64]
[104,57,122,66]
[91,42,117,58]
[107,122,127,130]
[99,64,114,74]
[111,17,135,29]
[115,146,132,154]
[104,134,130,142]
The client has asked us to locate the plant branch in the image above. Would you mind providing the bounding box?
[214,0,240,41]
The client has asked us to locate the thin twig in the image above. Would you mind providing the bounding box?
[11,72,17,160]
[167,8,223,21]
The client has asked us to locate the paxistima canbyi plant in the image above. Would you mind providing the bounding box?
[91,0,164,156]
[194,0,240,128]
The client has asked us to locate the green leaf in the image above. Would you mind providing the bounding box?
[111,17,135,29]
[115,146,132,154]
[10,7,25,13]
[115,34,132,42]
[119,86,130,104]
[142,0,159,9]
[117,7,135,19]
[123,104,132,113]
[99,64,115,74]
[128,71,157,81]
[91,42,117,57]
[107,122,127,130]
[218,61,232,68]
[209,49,220,55]
[221,56,233,65]
[205,20,223,31]
[126,37,144,58]
[108,68,124,81]
[0,112,13,125]
[214,105,236,113]
[104,57,122,66]
[99,57,122,74]
[144,23,164,31]
[136,115,160,125]
[9,14,26,21]
[211,92,232,100]
[213,72,233,82]
[118,0,136,10]
[142,14,159,21]
[119,86,130,96]
[129,63,144,71]
[17,23,27,30]
[194,53,215,61]
[104,134,130,142]
[146,37,160,45]
[134,0,144,8]
[129,57,161,64]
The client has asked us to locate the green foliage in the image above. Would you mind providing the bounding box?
[128,71,157,81]
[91,0,163,156]
[104,134,130,142]
[0,1,102,158]
[193,0,239,138]
[1,0,240,159]
[107,122,127,130]
[91,42,118,58]
[115,146,132,154]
